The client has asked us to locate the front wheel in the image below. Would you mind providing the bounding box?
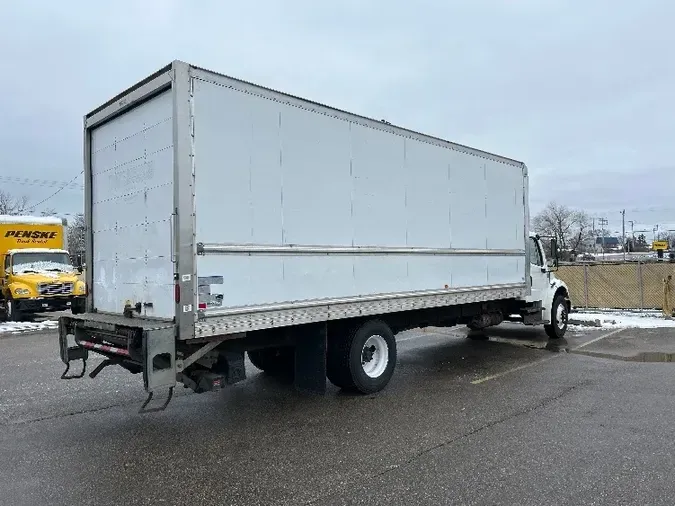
[5,297,22,322]
[71,299,86,315]
[544,295,568,339]
[327,319,397,394]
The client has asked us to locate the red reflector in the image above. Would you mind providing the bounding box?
[198,302,207,310]
[174,283,180,303]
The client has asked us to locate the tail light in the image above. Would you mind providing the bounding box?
[174,283,180,304]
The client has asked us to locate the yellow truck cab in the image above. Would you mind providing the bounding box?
[0,215,86,321]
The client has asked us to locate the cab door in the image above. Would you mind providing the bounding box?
[0,255,8,296]
[529,236,552,323]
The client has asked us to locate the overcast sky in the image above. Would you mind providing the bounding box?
[2,0,674,234]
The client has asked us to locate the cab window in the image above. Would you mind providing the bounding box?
[529,237,543,267]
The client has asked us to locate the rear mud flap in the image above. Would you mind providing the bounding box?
[294,323,327,395]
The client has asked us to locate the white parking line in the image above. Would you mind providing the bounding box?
[470,355,561,385]
[397,334,428,343]
[571,327,625,350]
[397,328,463,343]
[471,327,627,385]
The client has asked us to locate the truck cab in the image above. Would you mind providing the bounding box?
[1,248,86,321]
[526,233,571,339]
[0,215,87,321]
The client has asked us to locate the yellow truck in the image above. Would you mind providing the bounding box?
[0,215,86,321]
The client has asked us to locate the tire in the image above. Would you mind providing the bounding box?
[466,329,489,341]
[544,295,568,339]
[5,297,22,322]
[327,319,397,394]
[247,347,295,377]
[71,299,86,315]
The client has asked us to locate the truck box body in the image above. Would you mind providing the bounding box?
[84,61,529,339]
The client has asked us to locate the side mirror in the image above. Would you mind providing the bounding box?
[550,238,559,270]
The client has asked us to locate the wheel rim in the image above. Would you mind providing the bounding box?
[556,303,567,329]
[361,335,389,379]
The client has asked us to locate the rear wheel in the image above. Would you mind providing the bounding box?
[247,346,295,376]
[327,319,396,394]
[544,295,568,339]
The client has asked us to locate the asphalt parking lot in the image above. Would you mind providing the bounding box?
[2,323,675,506]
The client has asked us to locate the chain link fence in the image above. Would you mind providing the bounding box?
[557,261,675,310]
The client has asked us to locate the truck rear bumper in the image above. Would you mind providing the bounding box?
[58,313,178,410]
[57,312,249,412]
[17,296,85,313]
[58,312,173,367]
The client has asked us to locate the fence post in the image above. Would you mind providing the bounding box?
[638,261,644,311]
[583,263,589,308]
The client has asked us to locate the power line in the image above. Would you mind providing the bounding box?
[27,170,85,211]
[0,175,83,190]
[590,205,675,216]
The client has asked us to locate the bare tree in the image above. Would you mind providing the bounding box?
[532,202,592,254]
[0,190,59,216]
[67,213,85,257]
[0,190,29,215]
[663,232,675,249]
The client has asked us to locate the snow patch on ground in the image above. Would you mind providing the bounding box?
[0,320,59,334]
[570,310,675,329]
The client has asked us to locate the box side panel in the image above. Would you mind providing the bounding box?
[485,158,526,286]
[90,90,175,317]
[192,77,525,311]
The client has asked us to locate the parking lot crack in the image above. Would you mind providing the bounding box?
[394,381,587,468]
[304,381,588,505]
[2,400,138,427]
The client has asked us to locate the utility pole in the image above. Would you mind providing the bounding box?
[628,220,635,253]
[621,209,626,261]
[599,217,608,259]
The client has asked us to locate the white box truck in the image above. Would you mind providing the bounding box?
[59,60,571,412]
